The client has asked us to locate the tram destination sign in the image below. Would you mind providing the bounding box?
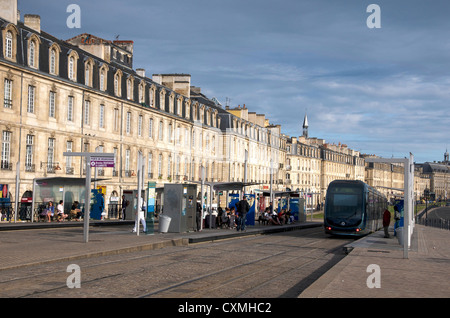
[90,156,115,168]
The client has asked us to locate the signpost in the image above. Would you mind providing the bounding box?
[63,152,114,243]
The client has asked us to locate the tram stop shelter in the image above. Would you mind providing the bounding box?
[260,190,306,222]
[190,181,262,229]
[31,177,107,222]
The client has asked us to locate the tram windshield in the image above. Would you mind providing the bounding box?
[326,186,363,219]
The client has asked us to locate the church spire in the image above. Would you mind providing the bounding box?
[302,111,309,138]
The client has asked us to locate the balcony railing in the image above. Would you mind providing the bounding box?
[1,161,12,170]
[25,164,35,172]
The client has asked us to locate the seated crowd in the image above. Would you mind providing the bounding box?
[39,200,83,222]
[258,208,295,226]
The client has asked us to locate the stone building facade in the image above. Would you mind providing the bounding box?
[0,0,440,219]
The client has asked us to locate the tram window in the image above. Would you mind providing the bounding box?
[333,194,358,206]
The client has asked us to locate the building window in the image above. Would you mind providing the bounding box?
[67,96,74,122]
[84,100,90,125]
[50,49,56,74]
[158,154,162,178]
[159,121,163,141]
[114,70,122,97]
[168,123,173,142]
[176,125,180,145]
[149,118,153,138]
[4,79,12,108]
[148,153,153,178]
[66,141,73,174]
[127,77,134,100]
[138,115,143,136]
[1,131,11,170]
[68,57,74,80]
[25,135,34,171]
[47,138,55,171]
[125,149,130,173]
[126,112,131,134]
[168,155,172,178]
[149,87,154,107]
[85,64,90,86]
[29,41,35,67]
[99,69,105,91]
[99,104,105,128]
[5,31,13,59]
[49,91,56,118]
[67,51,78,81]
[114,108,119,131]
[139,82,145,103]
[113,148,118,175]
[27,85,35,113]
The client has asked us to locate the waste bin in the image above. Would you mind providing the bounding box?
[159,215,171,233]
[396,227,404,246]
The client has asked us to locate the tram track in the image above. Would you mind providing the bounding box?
[0,227,352,298]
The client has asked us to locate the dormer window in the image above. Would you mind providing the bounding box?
[5,31,13,59]
[67,50,79,82]
[27,35,41,69]
[84,58,95,87]
[127,76,134,100]
[29,41,35,67]
[114,70,122,97]
[49,48,57,75]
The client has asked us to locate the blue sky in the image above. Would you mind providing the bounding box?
[19,0,450,163]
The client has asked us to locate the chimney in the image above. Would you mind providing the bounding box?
[24,14,41,33]
[136,68,146,78]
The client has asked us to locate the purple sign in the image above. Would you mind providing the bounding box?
[90,156,115,168]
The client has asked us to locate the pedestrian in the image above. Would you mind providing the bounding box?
[196,201,202,231]
[393,205,401,236]
[236,195,250,231]
[383,208,391,238]
[132,197,147,233]
[121,195,128,220]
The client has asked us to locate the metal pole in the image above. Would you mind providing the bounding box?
[200,165,205,231]
[269,159,273,213]
[84,155,91,243]
[209,185,213,229]
[15,161,20,223]
[136,153,141,236]
[244,150,248,199]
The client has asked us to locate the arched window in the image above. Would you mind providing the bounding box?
[68,57,74,79]
[5,31,13,59]
[29,41,35,67]
[114,70,122,97]
[67,50,79,81]
[49,49,56,74]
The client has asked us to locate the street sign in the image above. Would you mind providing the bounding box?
[90,156,115,168]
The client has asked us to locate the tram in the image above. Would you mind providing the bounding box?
[324,180,388,236]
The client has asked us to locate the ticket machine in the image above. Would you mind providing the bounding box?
[163,184,197,232]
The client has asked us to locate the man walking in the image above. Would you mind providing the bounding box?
[132,196,147,233]
[236,195,250,231]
